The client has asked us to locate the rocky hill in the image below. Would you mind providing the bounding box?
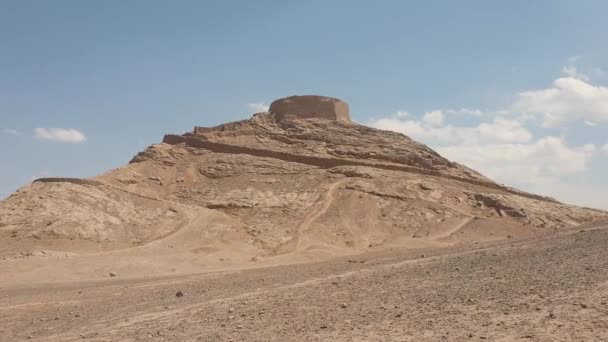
[1,95,606,280]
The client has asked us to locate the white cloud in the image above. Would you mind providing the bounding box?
[476,117,533,143]
[562,66,589,81]
[396,111,409,118]
[437,137,595,185]
[516,77,608,127]
[373,117,425,137]
[371,115,531,145]
[371,111,593,192]
[2,128,22,136]
[34,128,87,143]
[422,110,444,128]
[567,55,582,64]
[602,144,608,156]
[584,120,598,127]
[248,103,270,112]
[446,108,484,116]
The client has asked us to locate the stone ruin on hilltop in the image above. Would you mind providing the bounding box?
[268,95,351,122]
[192,95,351,134]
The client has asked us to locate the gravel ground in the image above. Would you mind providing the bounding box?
[1,223,607,342]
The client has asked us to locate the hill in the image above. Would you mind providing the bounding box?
[0,96,606,284]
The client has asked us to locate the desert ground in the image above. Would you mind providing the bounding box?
[2,220,608,342]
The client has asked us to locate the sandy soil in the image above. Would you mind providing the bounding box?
[1,221,607,342]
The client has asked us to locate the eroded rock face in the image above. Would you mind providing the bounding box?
[269,95,351,122]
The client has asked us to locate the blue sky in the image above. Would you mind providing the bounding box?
[1,1,607,209]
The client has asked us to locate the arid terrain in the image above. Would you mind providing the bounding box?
[2,223,608,341]
[1,96,607,341]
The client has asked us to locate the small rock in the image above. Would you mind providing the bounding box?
[228,307,235,313]
[340,303,347,309]
[419,183,432,191]
[109,272,117,277]
[175,290,185,297]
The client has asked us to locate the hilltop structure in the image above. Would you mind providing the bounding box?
[269,95,351,122]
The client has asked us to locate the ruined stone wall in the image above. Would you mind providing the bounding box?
[269,95,351,122]
[33,178,102,186]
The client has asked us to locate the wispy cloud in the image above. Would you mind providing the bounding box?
[584,120,598,127]
[34,128,87,143]
[2,128,22,136]
[446,108,484,116]
[562,66,589,81]
[248,103,270,112]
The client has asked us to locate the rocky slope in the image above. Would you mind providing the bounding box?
[1,96,606,270]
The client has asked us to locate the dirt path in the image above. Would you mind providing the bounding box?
[432,215,474,240]
[295,179,349,251]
